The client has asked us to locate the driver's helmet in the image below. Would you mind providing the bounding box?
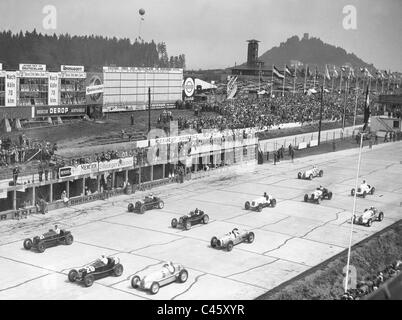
[370,206,374,210]
[362,180,366,184]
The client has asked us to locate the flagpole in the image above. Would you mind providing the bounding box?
[342,78,348,130]
[282,64,286,96]
[313,67,317,89]
[331,74,334,93]
[323,65,326,89]
[304,65,307,93]
[339,69,343,93]
[293,65,297,95]
[353,80,359,128]
[344,131,364,293]
[271,65,274,97]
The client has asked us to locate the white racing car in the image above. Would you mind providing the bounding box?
[245,193,277,211]
[352,207,384,227]
[131,261,188,294]
[298,166,323,180]
[210,228,255,251]
[351,181,375,198]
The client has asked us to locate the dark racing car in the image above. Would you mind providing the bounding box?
[128,193,164,214]
[304,187,333,204]
[68,255,124,287]
[23,226,74,253]
[171,208,209,230]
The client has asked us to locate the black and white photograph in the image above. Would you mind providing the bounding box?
[0,0,401,309]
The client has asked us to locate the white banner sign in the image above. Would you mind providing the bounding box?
[0,63,2,70]
[298,142,308,150]
[86,84,104,95]
[59,162,99,178]
[19,71,49,78]
[98,157,134,172]
[309,140,318,147]
[5,72,17,106]
[48,72,59,106]
[60,71,86,79]
[19,63,46,71]
[61,65,84,72]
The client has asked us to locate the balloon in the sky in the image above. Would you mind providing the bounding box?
[139,8,145,16]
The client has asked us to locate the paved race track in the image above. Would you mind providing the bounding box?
[0,142,401,300]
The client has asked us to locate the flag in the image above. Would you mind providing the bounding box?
[272,66,285,79]
[332,66,338,78]
[285,65,293,76]
[363,85,371,131]
[325,65,331,80]
[227,76,238,99]
[341,66,347,72]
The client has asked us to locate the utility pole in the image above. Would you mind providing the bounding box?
[148,87,151,133]
[318,85,324,145]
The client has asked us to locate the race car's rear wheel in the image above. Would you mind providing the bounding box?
[319,170,323,177]
[371,187,375,195]
[271,199,277,207]
[351,189,355,196]
[352,215,357,224]
[23,239,32,250]
[366,219,372,227]
[84,274,94,287]
[65,234,74,245]
[378,212,384,221]
[150,282,160,294]
[158,201,164,209]
[68,269,78,282]
[304,194,308,202]
[328,192,333,200]
[202,215,209,224]
[37,241,46,253]
[128,203,134,212]
[113,263,124,277]
[248,232,255,243]
[178,270,188,283]
[131,276,141,288]
[297,172,302,179]
[210,237,218,248]
[171,218,178,228]
[245,201,250,210]
[226,241,234,252]
[184,221,191,230]
[139,205,146,214]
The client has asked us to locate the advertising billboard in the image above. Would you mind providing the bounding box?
[19,64,46,71]
[48,72,59,106]
[5,72,17,107]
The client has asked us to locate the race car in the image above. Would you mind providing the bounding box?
[352,207,384,227]
[351,181,375,198]
[210,228,255,251]
[131,261,188,294]
[68,256,124,287]
[23,227,73,253]
[171,208,209,230]
[128,194,164,214]
[297,166,323,180]
[244,193,277,211]
[304,187,333,204]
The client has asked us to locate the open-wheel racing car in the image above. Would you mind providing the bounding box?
[23,226,73,253]
[304,186,333,204]
[128,193,164,214]
[210,228,255,251]
[68,255,124,287]
[131,261,188,294]
[351,181,375,198]
[297,166,323,180]
[352,207,384,227]
[245,193,276,211]
[171,208,209,230]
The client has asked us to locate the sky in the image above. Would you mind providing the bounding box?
[0,0,401,71]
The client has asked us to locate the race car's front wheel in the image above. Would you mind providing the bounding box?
[150,282,160,294]
[309,174,313,180]
[226,241,234,252]
[65,234,74,245]
[184,221,191,230]
[378,212,384,221]
[171,218,178,228]
[131,276,141,288]
[158,201,164,209]
[319,170,323,177]
[37,241,46,253]
[352,215,357,224]
[316,198,320,204]
[304,194,308,202]
[113,263,124,277]
[128,203,134,212]
[210,237,218,248]
[139,205,146,214]
[202,215,209,224]
[328,192,333,200]
[257,204,262,212]
[68,269,78,282]
[84,274,94,287]
[366,219,372,227]
[23,239,32,250]
[297,172,302,179]
[245,201,250,210]
[271,199,277,207]
[178,270,188,283]
[371,187,375,195]
[351,189,355,196]
[362,191,367,198]
[248,232,255,243]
